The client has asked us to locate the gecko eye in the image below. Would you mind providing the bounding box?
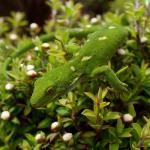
[47,87,55,95]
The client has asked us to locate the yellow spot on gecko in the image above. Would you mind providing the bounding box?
[108,26,116,29]
[81,56,92,61]
[98,36,107,41]
[70,66,75,71]
[75,52,79,56]
[71,77,79,85]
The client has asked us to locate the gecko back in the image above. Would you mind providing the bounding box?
[30,25,128,108]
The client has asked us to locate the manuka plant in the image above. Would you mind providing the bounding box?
[0,0,150,149]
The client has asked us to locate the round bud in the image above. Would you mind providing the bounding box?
[1,111,10,120]
[34,46,39,51]
[26,55,32,61]
[30,23,38,29]
[90,17,98,24]
[117,48,126,55]
[27,70,37,77]
[51,121,60,132]
[35,132,46,143]
[26,64,35,71]
[30,23,40,33]
[9,33,18,41]
[20,63,24,67]
[141,37,148,43]
[0,18,4,23]
[62,133,73,142]
[42,43,50,50]
[123,113,133,122]
[5,83,14,91]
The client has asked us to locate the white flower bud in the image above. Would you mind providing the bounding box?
[145,0,149,7]
[27,70,37,77]
[26,55,32,61]
[34,46,39,51]
[51,121,60,131]
[20,63,24,67]
[66,1,71,7]
[26,64,35,71]
[1,111,10,120]
[30,23,40,34]
[141,37,148,43]
[62,133,73,142]
[9,33,18,41]
[5,83,14,91]
[35,132,45,143]
[0,18,4,23]
[123,113,133,122]
[42,43,50,50]
[117,48,126,55]
[30,23,38,30]
[90,17,98,24]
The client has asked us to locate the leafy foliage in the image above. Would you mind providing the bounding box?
[0,0,150,149]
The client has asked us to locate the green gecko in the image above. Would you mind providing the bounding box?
[30,25,128,108]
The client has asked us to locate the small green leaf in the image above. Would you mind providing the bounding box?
[11,117,20,125]
[68,92,74,101]
[37,118,52,129]
[89,124,102,129]
[82,131,96,138]
[81,109,96,121]
[141,124,150,137]
[109,143,119,150]
[5,129,15,143]
[84,92,97,103]
[82,109,95,117]
[131,143,140,150]
[116,119,124,134]
[109,128,117,138]
[58,99,68,106]
[103,112,120,121]
[48,133,59,143]
[119,128,132,138]
[33,145,41,150]
[144,139,150,147]
[128,103,136,117]
[24,103,32,116]
[56,107,70,116]
[102,88,108,99]
[63,121,72,128]
[132,64,141,77]
[25,133,36,144]
[98,87,108,99]
[132,123,142,137]
[100,102,110,109]
[0,146,10,150]
[98,87,103,99]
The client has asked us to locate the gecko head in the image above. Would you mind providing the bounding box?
[30,77,58,108]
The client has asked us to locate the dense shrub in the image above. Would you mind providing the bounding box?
[0,0,150,149]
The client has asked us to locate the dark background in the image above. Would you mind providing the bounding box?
[0,0,50,25]
[0,0,112,25]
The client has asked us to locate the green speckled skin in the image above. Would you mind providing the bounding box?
[30,25,128,108]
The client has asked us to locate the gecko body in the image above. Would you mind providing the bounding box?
[30,25,128,108]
